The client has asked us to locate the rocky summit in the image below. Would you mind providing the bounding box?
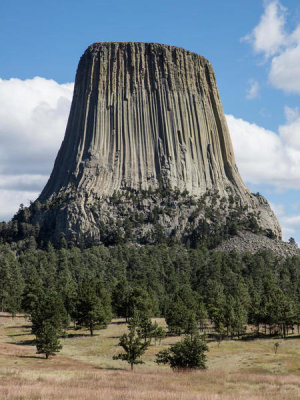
[30,42,281,246]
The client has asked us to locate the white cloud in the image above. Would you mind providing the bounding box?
[269,26,300,93]
[284,105,300,124]
[226,113,300,189]
[227,110,300,241]
[0,76,73,220]
[242,0,287,59]
[0,190,40,221]
[243,1,300,94]
[246,80,260,99]
[270,202,300,242]
[278,106,300,149]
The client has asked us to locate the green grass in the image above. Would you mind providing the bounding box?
[1,314,300,399]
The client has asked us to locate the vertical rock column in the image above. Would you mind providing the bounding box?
[40,42,248,199]
[35,42,281,241]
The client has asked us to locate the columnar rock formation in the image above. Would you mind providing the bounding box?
[33,42,281,244]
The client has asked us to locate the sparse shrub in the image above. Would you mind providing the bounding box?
[156,334,208,370]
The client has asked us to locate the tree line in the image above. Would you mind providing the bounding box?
[1,241,300,341]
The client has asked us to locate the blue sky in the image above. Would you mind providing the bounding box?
[1,0,300,242]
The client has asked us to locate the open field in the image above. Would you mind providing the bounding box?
[1,313,300,399]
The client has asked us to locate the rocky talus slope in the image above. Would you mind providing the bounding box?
[30,42,281,245]
[216,231,300,258]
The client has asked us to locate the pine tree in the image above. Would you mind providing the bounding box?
[113,312,150,370]
[196,301,208,332]
[35,321,62,359]
[165,298,189,335]
[75,278,112,335]
[137,314,158,343]
[0,246,24,315]
[128,287,154,319]
[156,334,208,370]
[185,312,199,338]
[31,290,68,358]
[153,325,166,345]
[56,265,78,326]
[112,279,131,320]
[21,265,43,314]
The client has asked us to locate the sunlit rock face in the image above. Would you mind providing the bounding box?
[35,43,281,243]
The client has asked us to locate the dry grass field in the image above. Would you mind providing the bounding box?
[1,313,300,399]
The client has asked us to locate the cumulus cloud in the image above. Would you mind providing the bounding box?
[246,80,260,99]
[243,1,300,94]
[226,113,300,189]
[227,111,300,241]
[242,0,287,59]
[0,76,73,220]
[279,106,300,149]
[269,26,300,93]
[270,203,300,242]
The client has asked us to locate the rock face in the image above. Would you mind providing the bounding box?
[34,42,281,244]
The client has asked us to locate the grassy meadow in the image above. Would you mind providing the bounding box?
[1,313,300,399]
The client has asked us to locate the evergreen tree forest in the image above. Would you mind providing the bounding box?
[0,237,300,341]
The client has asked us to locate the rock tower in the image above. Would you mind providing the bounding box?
[33,42,281,244]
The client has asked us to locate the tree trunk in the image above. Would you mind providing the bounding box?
[131,363,134,371]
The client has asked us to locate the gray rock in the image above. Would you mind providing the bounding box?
[34,42,281,243]
[216,231,300,258]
